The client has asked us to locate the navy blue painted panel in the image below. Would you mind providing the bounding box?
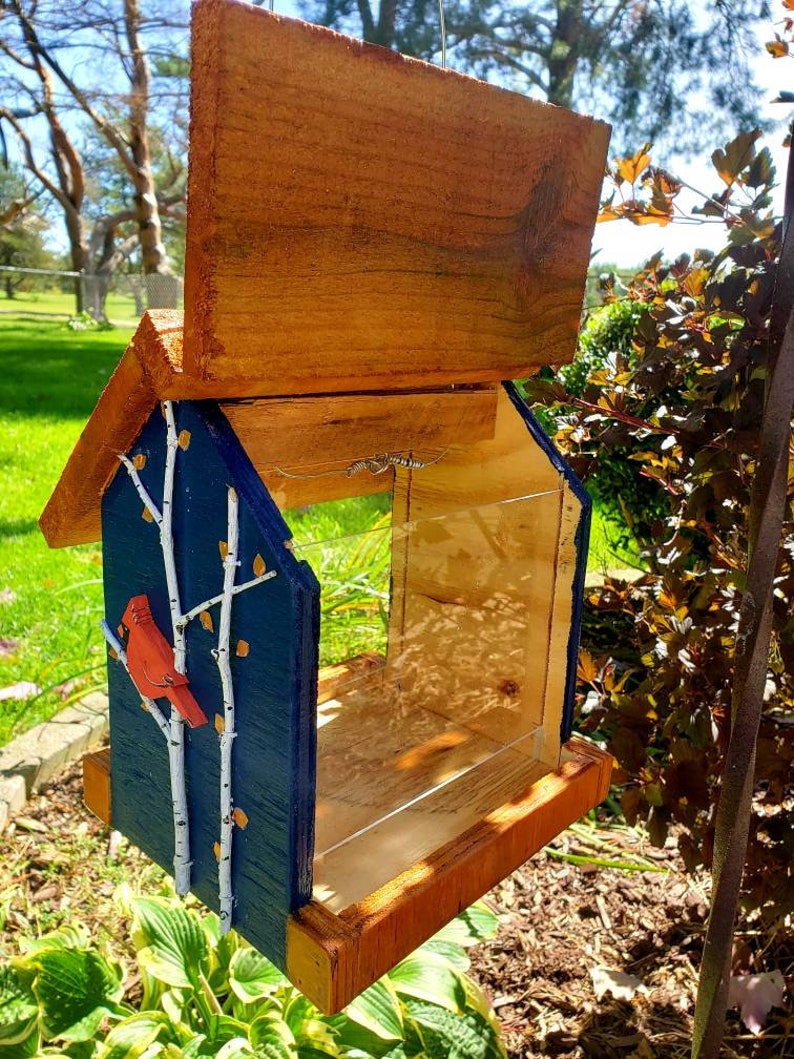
[102,401,319,969]
[503,382,591,742]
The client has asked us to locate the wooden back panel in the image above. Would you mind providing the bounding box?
[220,386,497,509]
[184,0,610,397]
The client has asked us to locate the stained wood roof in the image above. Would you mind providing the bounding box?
[183,0,610,396]
[41,0,610,547]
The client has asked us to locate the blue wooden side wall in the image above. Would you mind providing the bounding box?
[102,400,319,968]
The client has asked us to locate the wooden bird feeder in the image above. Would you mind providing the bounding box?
[42,0,613,1014]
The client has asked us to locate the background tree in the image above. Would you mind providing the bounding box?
[0,163,51,298]
[302,0,771,153]
[0,0,189,311]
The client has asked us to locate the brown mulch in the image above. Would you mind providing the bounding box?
[2,761,792,1058]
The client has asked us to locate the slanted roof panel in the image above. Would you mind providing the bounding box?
[182,0,610,397]
[39,312,179,548]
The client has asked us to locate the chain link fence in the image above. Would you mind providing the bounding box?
[0,266,184,325]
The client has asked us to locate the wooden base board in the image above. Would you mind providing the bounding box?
[83,748,111,825]
[82,726,611,1015]
[287,736,612,1013]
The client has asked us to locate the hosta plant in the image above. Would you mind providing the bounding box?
[0,893,506,1058]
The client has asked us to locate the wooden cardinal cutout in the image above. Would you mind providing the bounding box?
[121,594,209,728]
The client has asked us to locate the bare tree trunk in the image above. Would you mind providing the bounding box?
[2,11,89,316]
[66,212,89,314]
[124,0,169,288]
[4,0,181,305]
[546,0,581,108]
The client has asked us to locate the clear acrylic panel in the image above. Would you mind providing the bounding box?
[288,486,563,912]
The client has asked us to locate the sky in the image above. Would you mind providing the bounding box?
[590,20,792,268]
[18,1,793,269]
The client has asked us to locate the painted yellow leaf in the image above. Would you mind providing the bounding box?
[117,624,125,638]
[253,553,266,577]
[219,541,228,560]
[232,807,249,829]
[132,453,147,469]
[108,647,118,660]
[199,610,214,633]
[142,506,154,522]
[214,713,225,734]
[213,842,221,861]
[236,640,250,658]
[178,429,191,450]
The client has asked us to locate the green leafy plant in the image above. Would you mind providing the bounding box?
[559,296,666,556]
[0,895,506,1058]
[527,130,794,923]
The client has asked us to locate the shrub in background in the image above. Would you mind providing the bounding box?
[561,297,669,555]
[527,132,794,925]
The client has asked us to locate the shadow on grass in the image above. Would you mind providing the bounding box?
[0,317,131,419]
[0,517,39,536]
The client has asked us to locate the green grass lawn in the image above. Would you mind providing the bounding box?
[0,316,133,743]
[0,289,140,325]
[0,311,639,745]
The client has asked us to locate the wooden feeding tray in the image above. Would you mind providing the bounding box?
[41,0,612,1015]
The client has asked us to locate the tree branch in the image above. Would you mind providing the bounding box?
[10,0,137,179]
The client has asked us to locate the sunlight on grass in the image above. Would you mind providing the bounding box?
[287,495,392,666]
[587,503,646,577]
[0,316,133,743]
[0,289,140,324]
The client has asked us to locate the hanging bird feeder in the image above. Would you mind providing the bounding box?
[42,0,613,1014]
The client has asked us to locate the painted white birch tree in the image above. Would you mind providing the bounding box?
[103,400,276,918]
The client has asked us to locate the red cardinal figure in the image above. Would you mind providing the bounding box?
[121,594,208,728]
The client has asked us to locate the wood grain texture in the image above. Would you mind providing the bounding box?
[42,316,497,536]
[102,401,319,968]
[313,699,547,910]
[503,383,591,746]
[287,736,613,1013]
[87,731,612,1013]
[40,311,189,549]
[183,0,610,397]
[538,482,584,763]
[82,749,111,825]
[79,654,386,829]
[316,651,385,705]
[221,387,497,509]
